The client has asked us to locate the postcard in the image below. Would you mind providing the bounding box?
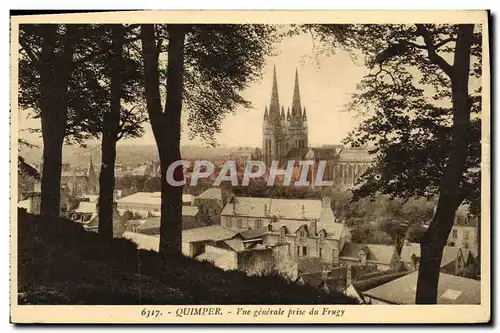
[10,10,490,324]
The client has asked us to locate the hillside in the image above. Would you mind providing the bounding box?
[17,210,355,305]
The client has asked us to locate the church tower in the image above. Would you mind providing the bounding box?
[86,155,98,195]
[262,67,308,166]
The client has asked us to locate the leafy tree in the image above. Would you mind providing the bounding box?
[407,223,427,243]
[310,23,482,303]
[140,24,277,257]
[19,24,146,232]
[81,24,146,239]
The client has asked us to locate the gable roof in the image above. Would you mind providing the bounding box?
[362,271,480,304]
[340,243,396,265]
[400,243,461,268]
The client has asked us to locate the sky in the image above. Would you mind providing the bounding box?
[18,29,370,149]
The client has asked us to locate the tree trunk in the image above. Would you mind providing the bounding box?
[140,24,186,257]
[39,24,76,221]
[98,24,124,239]
[415,24,474,304]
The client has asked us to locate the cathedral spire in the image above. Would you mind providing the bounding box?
[291,68,302,118]
[264,105,269,120]
[269,65,280,121]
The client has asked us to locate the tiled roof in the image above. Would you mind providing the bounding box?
[400,243,460,268]
[340,243,396,265]
[362,271,480,304]
[197,187,222,201]
[182,225,237,243]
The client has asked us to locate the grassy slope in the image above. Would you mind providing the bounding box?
[17,210,355,305]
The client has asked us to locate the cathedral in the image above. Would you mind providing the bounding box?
[261,66,375,189]
[262,67,308,165]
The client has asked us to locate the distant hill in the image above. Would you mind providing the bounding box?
[19,144,258,168]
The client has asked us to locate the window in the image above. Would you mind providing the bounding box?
[319,232,325,244]
[296,246,300,256]
[302,246,308,256]
[452,229,458,239]
[254,219,263,228]
[227,218,232,228]
[237,218,243,229]
[279,228,286,243]
[319,248,323,258]
[464,231,470,240]
[464,242,470,249]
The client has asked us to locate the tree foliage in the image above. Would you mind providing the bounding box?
[308,24,481,214]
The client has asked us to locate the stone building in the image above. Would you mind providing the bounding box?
[220,196,350,264]
[59,156,99,197]
[262,67,308,165]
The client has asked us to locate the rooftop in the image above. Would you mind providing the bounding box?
[362,271,481,304]
[182,225,237,243]
[338,148,375,163]
[196,187,222,201]
[117,192,193,206]
[340,243,396,265]
[400,243,461,267]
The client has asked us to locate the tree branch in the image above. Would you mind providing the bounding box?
[19,39,40,64]
[415,24,453,78]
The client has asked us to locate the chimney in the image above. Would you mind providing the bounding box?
[264,204,268,216]
[309,218,317,236]
[232,200,236,215]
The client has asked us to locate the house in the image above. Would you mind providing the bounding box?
[447,205,479,257]
[220,196,350,264]
[193,187,224,224]
[67,199,122,235]
[339,243,401,271]
[400,243,476,278]
[362,271,481,304]
[116,192,195,217]
[181,225,238,257]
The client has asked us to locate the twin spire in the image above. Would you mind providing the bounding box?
[265,65,306,123]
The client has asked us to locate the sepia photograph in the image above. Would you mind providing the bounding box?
[10,10,490,324]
